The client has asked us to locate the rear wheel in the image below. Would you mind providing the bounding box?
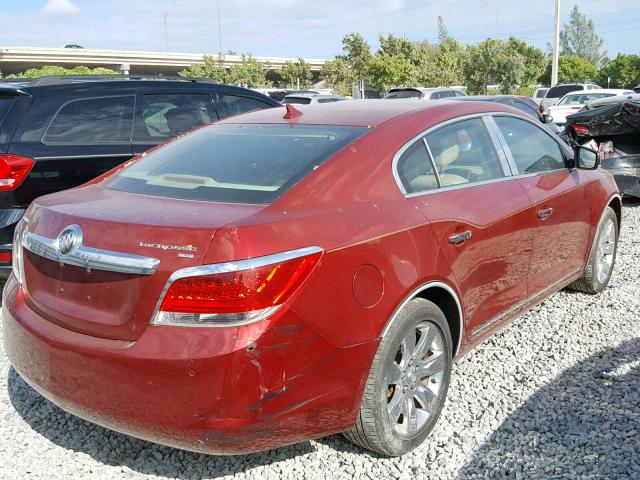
[344,298,452,456]
[569,206,618,294]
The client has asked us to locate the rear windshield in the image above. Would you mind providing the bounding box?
[0,96,16,127]
[106,124,368,204]
[547,85,582,98]
[384,89,422,99]
[282,97,312,105]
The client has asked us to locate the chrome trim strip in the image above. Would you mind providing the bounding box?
[33,153,133,160]
[149,245,324,328]
[381,281,464,357]
[21,228,160,275]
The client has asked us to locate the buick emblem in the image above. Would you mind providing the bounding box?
[56,225,82,256]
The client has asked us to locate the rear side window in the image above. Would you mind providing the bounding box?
[425,118,505,186]
[494,116,565,174]
[535,89,548,98]
[0,96,15,127]
[106,124,367,204]
[397,140,438,194]
[437,90,454,98]
[219,95,271,116]
[136,93,218,141]
[44,96,134,143]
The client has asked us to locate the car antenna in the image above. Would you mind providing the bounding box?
[283,104,303,120]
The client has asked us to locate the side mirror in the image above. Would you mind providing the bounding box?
[543,114,554,124]
[574,145,599,170]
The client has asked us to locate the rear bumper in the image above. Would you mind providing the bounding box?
[2,275,376,454]
[601,156,640,198]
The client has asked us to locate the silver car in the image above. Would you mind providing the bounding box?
[540,83,601,110]
[281,93,347,105]
[383,87,467,100]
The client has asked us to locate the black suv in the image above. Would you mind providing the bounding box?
[0,75,280,275]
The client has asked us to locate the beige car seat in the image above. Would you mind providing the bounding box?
[409,144,467,191]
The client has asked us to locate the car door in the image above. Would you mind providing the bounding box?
[9,94,135,206]
[491,114,592,296]
[395,116,534,333]
[132,90,220,155]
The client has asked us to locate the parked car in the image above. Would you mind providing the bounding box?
[383,87,467,100]
[564,94,640,197]
[0,75,280,275]
[3,100,620,457]
[539,82,602,111]
[634,84,640,93]
[451,95,555,127]
[545,89,635,125]
[531,87,549,106]
[267,89,320,102]
[282,93,347,105]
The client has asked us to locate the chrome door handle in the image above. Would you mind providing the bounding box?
[537,207,554,220]
[448,230,472,245]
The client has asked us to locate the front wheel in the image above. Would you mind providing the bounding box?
[569,206,619,294]
[344,298,452,456]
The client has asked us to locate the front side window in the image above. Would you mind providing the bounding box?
[425,118,505,187]
[137,93,217,141]
[44,96,134,143]
[513,100,540,118]
[494,116,565,174]
[106,124,367,204]
[558,93,615,105]
[396,140,437,194]
[437,90,454,98]
[219,95,271,116]
[453,90,466,97]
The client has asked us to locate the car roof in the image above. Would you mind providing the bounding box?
[218,99,521,128]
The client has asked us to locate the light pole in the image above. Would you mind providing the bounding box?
[217,0,223,61]
[551,0,561,86]
[163,13,168,52]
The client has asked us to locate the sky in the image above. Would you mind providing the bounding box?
[1,0,639,59]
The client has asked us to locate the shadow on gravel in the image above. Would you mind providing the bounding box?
[7,368,314,479]
[458,338,640,479]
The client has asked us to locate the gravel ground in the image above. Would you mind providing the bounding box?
[1,199,639,480]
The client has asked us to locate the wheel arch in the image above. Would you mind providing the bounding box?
[608,193,622,230]
[381,281,464,357]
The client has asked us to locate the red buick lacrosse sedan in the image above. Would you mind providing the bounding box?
[3,100,620,456]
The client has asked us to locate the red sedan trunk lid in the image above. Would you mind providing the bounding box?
[20,186,263,341]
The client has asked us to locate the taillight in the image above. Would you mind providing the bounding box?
[153,246,322,327]
[571,124,590,136]
[0,251,11,263]
[0,154,35,191]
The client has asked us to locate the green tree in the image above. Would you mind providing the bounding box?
[424,38,465,87]
[463,39,505,94]
[560,5,605,66]
[340,33,372,81]
[378,34,429,69]
[541,55,598,84]
[366,54,416,92]
[320,57,355,96]
[180,54,270,87]
[505,37,546,86]
[179,55,229,83]
[6,65,117,78]
[278,58,313,88]
[599,54,640,88]
[498,50,525,94]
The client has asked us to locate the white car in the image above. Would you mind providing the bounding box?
[546,89,636,125]
[531,87,549,106]
[383,87,467,100]
[281,93,347,105]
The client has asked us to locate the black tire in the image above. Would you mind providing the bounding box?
[568,206,619,294]
[344,298,452,456]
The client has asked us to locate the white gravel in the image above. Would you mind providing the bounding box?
[2,199,640,480]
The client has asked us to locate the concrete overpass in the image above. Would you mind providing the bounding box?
[0,46,327,76]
